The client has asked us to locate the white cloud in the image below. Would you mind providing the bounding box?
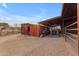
[0,15,32,26]
[0,9,31,26]
[3,3,7,8]
[0,7,46,27]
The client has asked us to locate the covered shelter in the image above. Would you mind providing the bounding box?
[39,3,78,55]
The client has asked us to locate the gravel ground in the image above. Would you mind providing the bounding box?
[0,34,77,56]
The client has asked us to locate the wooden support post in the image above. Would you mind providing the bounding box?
[62,19,67,41]
[77,3,79,55]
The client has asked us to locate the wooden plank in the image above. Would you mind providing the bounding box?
[66,32,78,38]
[64,34,77,43]
[65,22,77,28]
[77,3,79,55]
[65,32,77,41]
[66,28,77,31]
[63,16,76,21]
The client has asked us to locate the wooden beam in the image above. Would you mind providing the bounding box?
[66,32,78,38]
[77,3,79,55]
[65,21,77,28]
[63,16,76,21]
[66,28,77,31]
[64,34,77,43]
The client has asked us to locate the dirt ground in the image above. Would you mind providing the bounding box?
[0,34,77,56]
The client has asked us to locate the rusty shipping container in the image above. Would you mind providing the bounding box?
[29,24,46,36]
[21,23,46,37]
[21,23,31,35]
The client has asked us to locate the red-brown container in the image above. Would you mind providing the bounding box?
[21,23,46,37]
[29,24,46,37]
[21,23,31,35]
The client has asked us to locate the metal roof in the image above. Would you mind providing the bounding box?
[39,3,77,26]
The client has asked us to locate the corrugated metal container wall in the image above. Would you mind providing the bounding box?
[29,24,46,37]
[21,23,46,37]
[34,25,40,36]
[29,24,38,36]
[29,24,34,35]
[21,23,30,35]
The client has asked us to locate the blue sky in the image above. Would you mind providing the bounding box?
[0,3,62,26]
